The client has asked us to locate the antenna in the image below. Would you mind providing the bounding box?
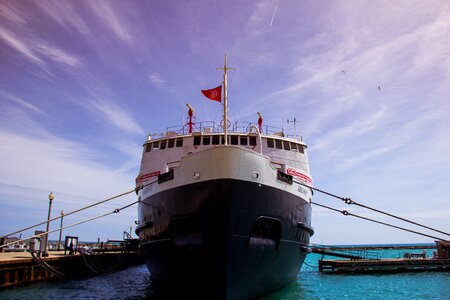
[287,118,297,137]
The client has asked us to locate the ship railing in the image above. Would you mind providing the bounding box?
[165,121,221,135]
[164,121,287,137]
[286,134,304,142]
[231,122,285,136]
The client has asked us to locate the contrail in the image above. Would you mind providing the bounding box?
[269,2,279,28]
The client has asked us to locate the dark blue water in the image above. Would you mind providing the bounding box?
[1,246,449,299]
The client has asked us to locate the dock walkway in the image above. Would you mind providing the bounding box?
[0,251,65,263]
[0,250,144,289]
[319,258,450,273]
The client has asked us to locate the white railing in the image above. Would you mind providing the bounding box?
[164,121,285,135]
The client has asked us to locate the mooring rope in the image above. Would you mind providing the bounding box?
[0,201,139,249]
[1,188,137,239]
[0,176,159,241]
[31,252,66,278]
[81,248,107,274]
[102,247,129,273]
[88,253,104,271]
[79,241,130,274]
[312,201,446,241]
[81,253,102,274]
[294,180,450,237]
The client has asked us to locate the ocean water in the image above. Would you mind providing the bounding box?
[1,245,449,300]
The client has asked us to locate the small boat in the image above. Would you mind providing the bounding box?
[135,55,314,299]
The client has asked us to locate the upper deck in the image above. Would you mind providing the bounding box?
[137,121,311,187]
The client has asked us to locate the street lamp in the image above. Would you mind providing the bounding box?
[57,210,64,251]
[42,192,54,257]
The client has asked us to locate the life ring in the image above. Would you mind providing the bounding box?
[220,119,231,129]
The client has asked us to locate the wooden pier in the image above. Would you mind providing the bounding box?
[319,258,450,273]
[0,250,144,289]
[317,241,450,273]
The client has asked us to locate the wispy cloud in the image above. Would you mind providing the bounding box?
[1,91,47,116]
[108,140,143,174]
[0,25,82,72]
[0,1,27,25]
[245,0,277,37]
[337,146,396,172]
[33,0,91,37]
[89,99,144,136]
[87,1,133,44]
[311,104,388,153]
[263,1,450,105]
[252,1,450,180]
[0,27,44,66]
[37,43,83,68]
[0,101,55,139]
[148,72,164,88]
[0,125,138,211]
[406,11,450,76]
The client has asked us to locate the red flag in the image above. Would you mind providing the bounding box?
[201,85,222,102]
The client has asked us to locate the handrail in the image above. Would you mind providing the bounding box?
[163,121,285,136]
[248,125,262,154]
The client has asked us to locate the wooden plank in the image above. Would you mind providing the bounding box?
[1,251,144,289]
[319,258,450,273]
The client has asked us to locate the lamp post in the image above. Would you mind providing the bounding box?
[57,210,64,251]
[43,192,54,257]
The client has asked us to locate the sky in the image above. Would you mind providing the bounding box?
[1,0,449,245]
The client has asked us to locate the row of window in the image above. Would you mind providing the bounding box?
[193,135,257,146]
[145,136,304,153]
[145,138,183,152]
[266,138,304,153]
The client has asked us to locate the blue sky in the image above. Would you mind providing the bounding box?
[1,0,449,245]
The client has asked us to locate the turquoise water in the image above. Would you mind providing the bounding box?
[262,246,449,300]
[1,246,449,299]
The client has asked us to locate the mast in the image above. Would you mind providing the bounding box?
[223,54,228,145]
[218,53,233,145]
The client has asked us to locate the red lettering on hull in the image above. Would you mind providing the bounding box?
[286,168,313,186]
[136,171,160,185]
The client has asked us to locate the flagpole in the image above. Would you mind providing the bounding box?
[217,53,233,144]
[223,53,228,145]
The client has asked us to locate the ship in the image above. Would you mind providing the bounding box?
[135,56,314,299]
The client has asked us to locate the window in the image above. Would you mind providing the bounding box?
[275,139,282,149]
[290,142,297,152]
[230,135,238,145]
[168,139,175,148]
[145,143,152,152]
[160,140,167,149]
[203,136,211,145]
[283,141,290,150]
[153,141,160,150]
[176,138,183,147]
[298,144,304,154]
[240,136,248,145]
[249,136,257,146]
[212,135,220,145]
[267,139,274,148]
[193,136,201,146]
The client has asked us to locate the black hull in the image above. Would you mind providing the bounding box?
[137,179,312,299]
